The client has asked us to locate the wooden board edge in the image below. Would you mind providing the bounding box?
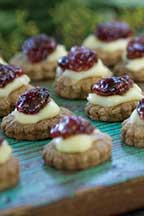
[1,176,144,216]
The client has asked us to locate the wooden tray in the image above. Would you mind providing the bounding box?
[0,81,144,216]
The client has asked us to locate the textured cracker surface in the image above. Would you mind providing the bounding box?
[43,130,112,170]
[96,49,123,67]
[10,53,56,81]
[55,76,103,99]
[122,119,144,147]
[0,156,19,191]
[85,101,138,122]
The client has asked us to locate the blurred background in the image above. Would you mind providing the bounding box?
[1,0,144,59]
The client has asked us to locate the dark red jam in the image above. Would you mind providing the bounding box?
[0,64,24,88]
[50,115,95,139]
[22,34,57,63]
[137,99,144,120]
[0,137,4,145]
[16,87,50,114]
[127,37,144,59]
[95,22,132,42]
[58,46,97,72]
[92,75,133,96]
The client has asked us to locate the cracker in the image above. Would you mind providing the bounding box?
[122,119,144,147]
[0,156,19,191]
[10,54,56,81]
[96,49,123,67]
[1,107,73,140]
[85,101,138,122]
[55,76,101,99]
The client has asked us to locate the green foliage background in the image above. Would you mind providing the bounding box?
[0,0,144,59]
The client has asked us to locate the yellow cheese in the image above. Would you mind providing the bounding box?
[0,57,7,65]
[83,35,100,50]
[0,75,30,97]
[87,84,143,107]
[83,34,129,53]
[126,57,144,71]
[57,59,112,83]
[12,100,60,124]
[47,45,67,62]
[54,134,96,153]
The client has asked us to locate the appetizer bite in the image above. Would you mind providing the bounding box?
[0,63,31,116]
[122,99,144,147]
[0,137,19,191]
[43,115,112,170]
[115,36,144,82]
[0,56,7,65]
[55,46,112,99]
[1,87,72,140]
[85,75,143,122]
[10,34,67,81]
[83,21,133,67]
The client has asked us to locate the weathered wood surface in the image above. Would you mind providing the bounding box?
[0,81,144,216]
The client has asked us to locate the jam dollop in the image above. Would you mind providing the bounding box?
[16,87,50,114]
[92,75,133,96]
[0,64,24,88]
[95,22,132,42]
[22,34,57,63]
[137,99,144,120]
[50,115,95,139]
[127,37,144,59]
[58,46,97,72]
